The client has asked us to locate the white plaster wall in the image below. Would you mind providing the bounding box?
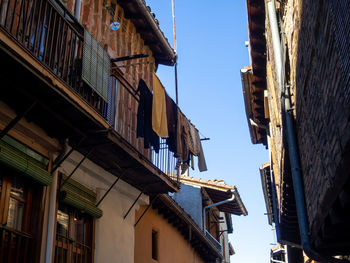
[58,150,149,263]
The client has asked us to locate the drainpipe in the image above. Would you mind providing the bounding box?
[267,1,348,262]
[271,259,286,263]
[202,192,235,232]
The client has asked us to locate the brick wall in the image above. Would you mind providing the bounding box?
[281,0,350,241]
[63,0,155,89]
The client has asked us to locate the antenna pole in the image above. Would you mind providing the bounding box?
[171,0,179,105]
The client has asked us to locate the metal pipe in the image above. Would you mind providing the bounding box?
[0,101,37,139]
[270,258,286,263]
[134,195,159,227]
[267,1,348,262]
[123,188,145,220]
[202,192,235,231]
[59,147,94,190]
[267,1,282,88]
[74,0,81,20]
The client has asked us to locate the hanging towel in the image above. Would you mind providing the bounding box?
[152,72,168,138]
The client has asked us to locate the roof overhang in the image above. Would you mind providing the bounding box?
[260,163,274,225]
[117,0,176,66]
[241,67,267,145]
[242,0,268,146]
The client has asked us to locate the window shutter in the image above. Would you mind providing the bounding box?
[82,30,110,102]
[60,174,103,218]
[0,140,51,185]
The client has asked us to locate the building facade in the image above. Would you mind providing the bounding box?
[242,0,350,262]
[173,176,248,262]
[134,175,247,263]
[0,0,201,262]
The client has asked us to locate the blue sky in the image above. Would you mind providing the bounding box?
[146,0,274,262]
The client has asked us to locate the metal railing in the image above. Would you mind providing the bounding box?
[55,234,92,263]
[0,226,33,262]
[0,0,107,117]
[108,76,179,184]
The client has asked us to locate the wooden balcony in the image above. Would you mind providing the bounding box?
[0,0,179,193]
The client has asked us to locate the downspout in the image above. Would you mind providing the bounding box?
[74,0,81,20]
[202,192,235,232]
[266,1,348,262]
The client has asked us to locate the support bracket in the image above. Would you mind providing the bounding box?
[134,195,159,227]
[59,147,94,190]
[123,186,147,220]
[111,54,148,63]
[95,168,129,207]
[51,137,86,174]
[0,101,37,139]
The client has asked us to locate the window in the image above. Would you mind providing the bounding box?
[152,230,158,261]
[0,169,43,262]
[54,204,93,263]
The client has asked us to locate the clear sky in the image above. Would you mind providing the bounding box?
[146,0,274,262]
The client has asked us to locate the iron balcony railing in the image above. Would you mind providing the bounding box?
[0,0,108,117]
[0,0,179,185]
[0,226,33,262]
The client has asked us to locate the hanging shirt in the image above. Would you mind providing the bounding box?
[152,72,168,138]
[136,79,160,153]
[195,130,207,172]
[165,93,178,153]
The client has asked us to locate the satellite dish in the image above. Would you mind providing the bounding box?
[110,21,120,31]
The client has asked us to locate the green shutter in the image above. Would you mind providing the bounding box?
[60,174,103,218]
[0,140,51,185]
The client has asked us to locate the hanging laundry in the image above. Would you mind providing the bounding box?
[189,124,201,156]
[194,129,207,172]
[136,79,160,153]
[152,72,168,138]
[176,109,189,162]
[165,93,178,153]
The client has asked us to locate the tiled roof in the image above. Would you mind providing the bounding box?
[180,175,235,191]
